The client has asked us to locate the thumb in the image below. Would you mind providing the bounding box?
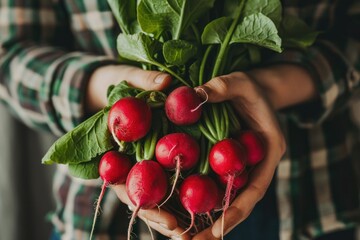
[195,75,235,103]
[118,65,172,91]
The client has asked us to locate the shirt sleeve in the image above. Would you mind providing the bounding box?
[267,2,360,128]
[0,0,118,136]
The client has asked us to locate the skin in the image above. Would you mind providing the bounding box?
[86,63,315,239]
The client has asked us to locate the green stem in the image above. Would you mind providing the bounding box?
[145,130,158,160]
[135,142,142,162]
[222,104,230,139]
[225,102,241,132]
[203,110,218,140]
[199,45,214,86]
[211,0,247,78]
[211,104,222,140]
[153,62,190,87]
[199,140,213,175]
[174,0,186,40]
[191,24,201,43]
[199,123,217,144]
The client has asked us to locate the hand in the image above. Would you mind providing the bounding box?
[86,65,172,112]
[193,72,286,239]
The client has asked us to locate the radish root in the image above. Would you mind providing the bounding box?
[191,87,208,112]
[89,182,107,240]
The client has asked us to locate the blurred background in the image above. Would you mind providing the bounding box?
[0,104,57,240]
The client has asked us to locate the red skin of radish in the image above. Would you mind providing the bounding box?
[165,86,203,125]
[179,174,219,215]
[126,160,168,209]
[125,160,168,240]
[90,151,132,239]
[218,170,248,191]
[99,151,133,184]
[155,133,200,170]
[108,97,152,142]
[209,138,247,176]
[237,130,265,166]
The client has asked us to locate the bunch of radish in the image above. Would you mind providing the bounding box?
[40,0,316,238]
[92,85,265,240]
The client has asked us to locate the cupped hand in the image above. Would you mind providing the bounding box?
[193,72,286,239]
[111,185,191,240]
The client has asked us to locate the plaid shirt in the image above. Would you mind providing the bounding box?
[1,0,360,239]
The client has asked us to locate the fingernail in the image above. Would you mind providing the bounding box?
[154,73,168,84]
[171,236,181,240]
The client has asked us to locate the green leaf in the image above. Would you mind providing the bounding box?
[242,0,282,26]
[117,32,191,87]
[68,156,101,179]
[163,40,198,65]
[201,17,233,44]
[42,109,113,165]
[280,15,319,48]
[117,33,162,64]
[231,13,282,52]
[107,0,140,34]
[107,81,141,106]
[189,60,200,86]
[138,0,215,39]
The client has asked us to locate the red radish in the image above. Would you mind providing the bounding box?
[155,132,200,206]
[165,86,203,125]
[156,133,200,170]
[218,170,248,191]
[209,139,247,176]
[179,174,219,235]
[237,130,265,166]
[126,160,168,240]
[90,151,132,240]
[99,151,133,184]
[218,170,248,207]
[108,97,152,143]
[209,139,247,239]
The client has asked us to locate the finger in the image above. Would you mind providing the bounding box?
[138,207,178,230]
[195,72,254,103]
[111,184,178,230]
[139,216,191,240]
[111,184,131,204]
[195,75,235,103]
[193,228,220,240]
[115,65,172,91]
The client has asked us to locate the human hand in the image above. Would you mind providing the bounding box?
[193,72,286,239]
[86,65,172,113]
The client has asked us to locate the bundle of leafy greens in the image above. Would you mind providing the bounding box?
[42,0,317,182]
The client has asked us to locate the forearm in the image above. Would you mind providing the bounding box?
[0,40,117,135]
[248,64,317,111]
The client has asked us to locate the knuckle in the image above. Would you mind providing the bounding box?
[211,76,231,95]
[249,184,266,201]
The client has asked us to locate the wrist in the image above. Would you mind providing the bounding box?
[246,64,317,110]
